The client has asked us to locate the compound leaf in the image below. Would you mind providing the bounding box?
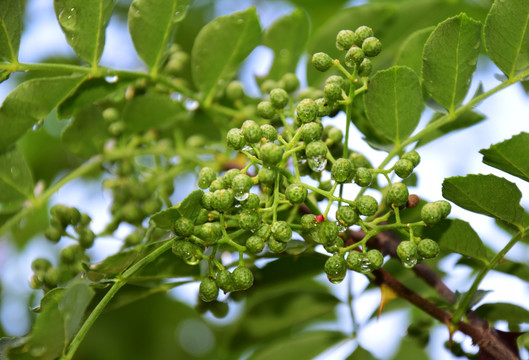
[480,132,529,182]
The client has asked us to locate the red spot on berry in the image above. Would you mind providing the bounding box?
[315,215,325,223]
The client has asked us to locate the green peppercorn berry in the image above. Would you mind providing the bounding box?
[300,214,317,233]
[305,140,328,159]
[260,142,284,167]
[31,258,52,272]
[244,193,260,209]
[296,98,318,123]
[44,226,62,242]
[336,30,357,51]
[300,122,323,143]
[357,195,378,216]
[349,152,372,169]
[43,268,59,288]
[355,26,374,46]
[345,46,365,67]
[258,166,276,185]
[198,167,216,189]
[396,241,418,267]
[260,124,278,142]
[435,200,451,219]
[256,223,271,240]
[358,58,372,77]
[199,278,219,302]
[324,254,347,284]
[79,213,91,226]
[241,120,261,144]
[239,210,261,230]
[173,218,194,237]
[387,182,409,207]
[280,73,300,93]
[226,128,246,150]
[232,267,254,291]
[209,177,226,192]
[226,80,244,101]
[201,191,215,210]
[78,228,95,249]
[417,238,440,259]
[232,173,254,199]
[222,169,240,188]
[324,83,342,102]
[354,167,372,187]
[336,206,359,227]
[257,101,275,119]
[312,52,333,72]
[142,197,162,215]
[421,203,442,226]
[268,236,287,253]
[325,126,343,144]
[60,245,83,264]
[212,189,234,212]
[285,183,307,204]
[246,235,265,254]
[331,158,353,183]
[346,251,363,271]
[260,79,278,94]
[216,270,234,293]
[324,236,344,254]
[362,36,382,57]
[315,98,331,117]
[318,220,339,245]
[270,88,289,109]
[326,75,345,89]
[394,159,414,179]
[366,249,384,270]
[195,222,221,245]
[124,230,143,247]
[271,221,292,243]
[401,150,420,167]
[102,107,119,123]
[195,208,209,225]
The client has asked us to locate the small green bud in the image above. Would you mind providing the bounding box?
[354,26,374,46]
[173,218,194,237]
[241,120,261,144]
[246,235,265,254]
[358,58,372,77]
[232,267,254,291]
[226,81,244,101]
[394,159,414,179]
[198,167,216,189]
[324,82,342,102]
[271,221,292,242]
[324,254,347,284]
[336,206,359,227]
[260,142,284,167]
[257,101,276,119]
[357,195,378,216]
[226,128,246,150]
[280,73,300,93]
[354,167,372,187]
[239,210,261,231]
[366,249,384,270]
[362,36,382,57]
[312,52,333,72]
[421,203,442,226]
[336,30,357,51]
[270,88,289,109]
[417,238,440,259]
[199,278,219,302]
[296,98,318,123]
[345,46,365,67]
[331,158,353,183]
[435,200,451,219]
[402,150,420,167]
[285,183,308,204]
[260,124,278,142]
[212,189,235,212]
[387,182,409,207]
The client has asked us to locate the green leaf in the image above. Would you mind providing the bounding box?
[263,8,309,81]
[128,0,191,71]
[178,189,204,220]
[135,250,200,280]
[423,219,489,263]
[61,105,108,158]
[248,331,346,360]
[394,26,434,77]
[191,7,261,105]
[0,75,86,154]
[480,132,529,182]
[0,0,21,63]
[364,66,423,144]
[54,0,115,66]
[474,302,529,324]
[0,148,33,203]
[89,248,139,279]
[346,345,380,360]
[59,282,95,343]
[416,110,486,147]
[150,207,182,230]
[442,174,524,227]
[422,13,481,113]
[455,289,491,310]
[484,0,529,78]
[122,93,184,135]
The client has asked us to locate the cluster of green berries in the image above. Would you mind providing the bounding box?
[44,204,94,247]
[312,26,382,77]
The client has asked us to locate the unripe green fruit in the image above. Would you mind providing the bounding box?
[324,236,344,254]
[324,83,342,102]
[366,249,384,270]
[195,208,209,225]
[401,150,420,167]
[300,122,323,143]
[312,52,333,72]
[260,124,278,142]
[226,128,246,150]
[331,158,353,183]
[346,251,363,271]
[336,206,359,226]
[102,107,119,123]
[271,221,292,242]
[318,220,339,245]
[43,268,59,288]
[241,120,261,144]
[356,195,378,216]
[212,189,234,212]
[315,97,331,117]
[394,158,414,179]
[124,230,143,247]
[239,210,261,231]
[296,98,318,123]
[362,36,382,57]
[270,88,289,109]
[209,177,226,192]
[198,167,216,189]
[387,182,409,207]
[345,46,365,67]
[120,202,144,224]
[397,241,418,267]
[194,222,221,244]
[172,240,199,264]
[201,191,215,210]
[199,278,219,302]
[280,72,300,93]
[421,203,442,226]
[216,270,234,293]
[232,173,254,199]
[142,197,162,215]
[173,218,194,237]
[257,101,276,119]
[354,167,372,187]
[226,80,244,101]
[244,193,260,209]
[417,238,440,259]
[325,75,346,89]
[354,26,374,46]
[260,79,278,94]
[232,267,254,291]
[44,226,62,242]
[78,228,95,249]
[325,126,343,144]
[31,258,52,272]
[60,245,83,264]
[268,236,287,253]
[324,254,347,284]
[358,58,372,77]
[79,213,91,226]
[285,183,307,204]
[260,142,284,167]
[223,169,240,188]
[300,214,317,232]
[349,152,372,169]
[246,235,265,254]
[256,223,271,240]
[258,166,276,185]
[305,140,327,159]
[336,29,357,51]
[435,200,451,219]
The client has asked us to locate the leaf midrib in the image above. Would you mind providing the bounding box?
[509,10,529,78]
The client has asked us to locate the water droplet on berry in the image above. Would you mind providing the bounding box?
[184,256,200,266]
[328,276,344,284]
[402,257,417,268]
[308,155,327,172]
[185,99,199,110]
[234,190,249,201]
[359,257,371,274]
